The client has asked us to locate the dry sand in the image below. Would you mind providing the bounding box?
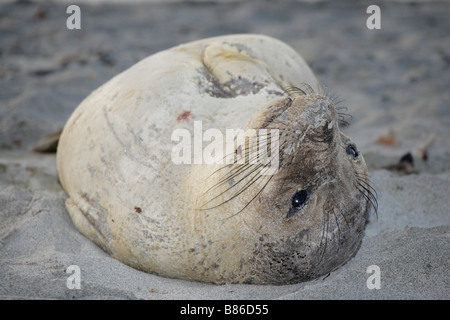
[0,0,449,299]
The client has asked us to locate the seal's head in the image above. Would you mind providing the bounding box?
[200,85,376,284]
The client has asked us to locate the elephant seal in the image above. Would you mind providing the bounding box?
[57,34,376,285]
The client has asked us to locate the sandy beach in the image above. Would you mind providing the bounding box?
[0,0,449,299]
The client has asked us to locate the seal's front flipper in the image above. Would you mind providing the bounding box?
[31,128,63,153]
[202,43,277,86]
[65,197,113,254]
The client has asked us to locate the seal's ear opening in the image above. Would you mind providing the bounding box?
[31,129,63,153]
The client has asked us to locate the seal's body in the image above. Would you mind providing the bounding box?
[57,34,374,284]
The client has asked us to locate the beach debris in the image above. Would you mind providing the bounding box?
[384,152,414,173]
[417,133,435,162]
[381,133,435,173]
[33,7,48,21]
[96,50,115,67]
[375,128,395,146]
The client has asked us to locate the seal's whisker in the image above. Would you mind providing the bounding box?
[203,144,264,183]
[358,187,378,220]
[201,139,282,210]
[330,96,345,108]
[355,178,378,219]
[332,208,342,253]
[223,173,275,220]
[200,163,265,208]
[201,136,283,197]
[319,208,330,263]
[356,177,378,204]
[317,82,341,105]
[204,137,283,215]
[354,172,378,202]
[203,129,285,184]
[335,105,348,112]
[214,162,271,212]
[317,82,328,97]
[228,138,282,191]
[204,162,234,183]
[337,113,352,127]
[317,82,352,127]
[201,164,243,197]
[202,162,251,196]
[224,157,280,219]
[354,172,378,198]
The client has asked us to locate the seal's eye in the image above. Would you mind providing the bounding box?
[292,189,309,209]
[346,144,359,158]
